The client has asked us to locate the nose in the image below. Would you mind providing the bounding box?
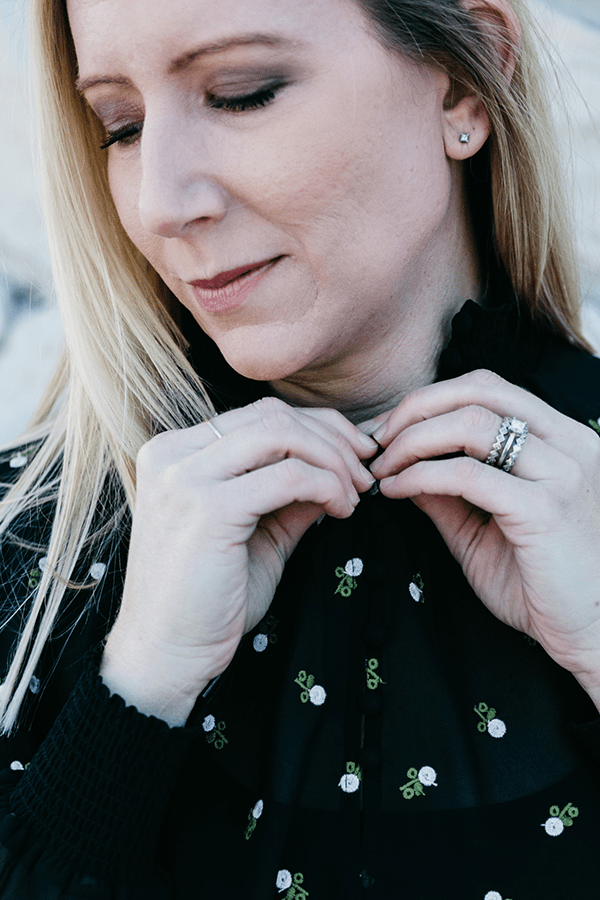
[137,111,228,239]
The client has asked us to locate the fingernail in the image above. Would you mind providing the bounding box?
[348,487,360,507]
[358,420,378,437]
[358,430,379,449]
[372,423,388,443]
[370,455,382,474]
[360,466,376,485]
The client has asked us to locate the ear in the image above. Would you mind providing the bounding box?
[442,0,522,161]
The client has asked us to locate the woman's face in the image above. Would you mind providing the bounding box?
[70,0,465,390]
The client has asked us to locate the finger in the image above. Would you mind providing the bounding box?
[221,457,357,522]
[379,454,543,525]
[370,405,564,482]
[372,369,596,461]
[146,400,376,494]
[181,398,378,460]
[296,406,379,459]
[187,412,370,502]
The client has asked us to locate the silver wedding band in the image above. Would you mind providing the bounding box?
[206,418,223,440]
[485,416,528,474]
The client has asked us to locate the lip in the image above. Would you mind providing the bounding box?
[187,257,281,313]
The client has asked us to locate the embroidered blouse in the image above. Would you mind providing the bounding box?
[0,298,599,899]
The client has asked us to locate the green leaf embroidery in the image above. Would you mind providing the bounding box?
[244,799,263,840]
[284,873,309,899]
[588,419,600,435]
[365,658,384,690]
[399,765,438,799]
[334,558,363,596]
[27,569,41,590]
[542,802,579,836]
[474,702,507,738]
[204,718,228,749]
[409,573,425,602]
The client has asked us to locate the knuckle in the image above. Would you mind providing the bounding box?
[455,455,485,482]
[468,369,505,390]
[278,457,305,483]
[261,409,295,437]
[462,404,497,433]
[253,396,289,416]
[136,430,175,472]
[314,407,348,429]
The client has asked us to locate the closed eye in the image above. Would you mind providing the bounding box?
[100,123,142,150]
[206,84,280,112]
[99,82,284,150]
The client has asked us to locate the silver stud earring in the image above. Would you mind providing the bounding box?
[459,133,471,144]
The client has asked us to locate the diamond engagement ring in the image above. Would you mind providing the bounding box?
[485,417,528,474]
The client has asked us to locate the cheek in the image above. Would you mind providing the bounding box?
[243,83,451,284]
[108,159,160,263]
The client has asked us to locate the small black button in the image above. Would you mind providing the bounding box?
[357,691,383,716]
[359,746,383,770]
[362,622,387,647]
[364,558,388,584]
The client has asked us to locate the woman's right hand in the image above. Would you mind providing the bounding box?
[100,397,377,725]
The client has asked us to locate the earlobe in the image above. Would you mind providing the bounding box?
[442,0,522,161]
[442,94,491,161]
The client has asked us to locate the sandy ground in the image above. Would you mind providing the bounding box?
[0,0,599,443]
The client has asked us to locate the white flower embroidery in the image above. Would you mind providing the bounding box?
[202,714,215,733]
[344,558,363,577]
[38,557,48,572]
[308,684,327,706]
[252,799,264,819]
[484,893,503,900]
[418,766,438,787]
[541,803,578,836]
[339,772,360,793]
[28,675,40,694]
[487,718,507,738]
[276,870,293,892]
[9,454,27,469]
[89,562,107,580]
[10,761,24,771]
[253,633,268,653]
[543,816,564,837]
[409,582,422,602]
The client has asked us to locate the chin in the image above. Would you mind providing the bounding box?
[217,335,312,384]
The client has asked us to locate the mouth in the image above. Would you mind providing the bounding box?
[186,257,282,313]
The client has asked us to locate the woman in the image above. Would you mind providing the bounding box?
[0,0,599,895]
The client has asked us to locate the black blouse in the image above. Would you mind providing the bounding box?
[0,298,599,899]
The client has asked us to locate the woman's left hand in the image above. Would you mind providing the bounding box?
[367,369,600,703]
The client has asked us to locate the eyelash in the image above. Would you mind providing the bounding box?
[100,84,280,150]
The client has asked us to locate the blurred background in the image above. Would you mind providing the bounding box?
[0,0,599,444]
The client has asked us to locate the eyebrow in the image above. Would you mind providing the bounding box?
[76,33,300,93]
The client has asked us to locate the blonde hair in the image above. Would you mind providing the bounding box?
[0,0,590,732]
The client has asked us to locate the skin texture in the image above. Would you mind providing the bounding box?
[67,0,600,725]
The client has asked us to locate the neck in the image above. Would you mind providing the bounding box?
[269,163,483,422]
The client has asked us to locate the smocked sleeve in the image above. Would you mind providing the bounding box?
[0,646,210,899]
[0,455,209,898]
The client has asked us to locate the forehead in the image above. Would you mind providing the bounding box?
[67,0,375,76]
